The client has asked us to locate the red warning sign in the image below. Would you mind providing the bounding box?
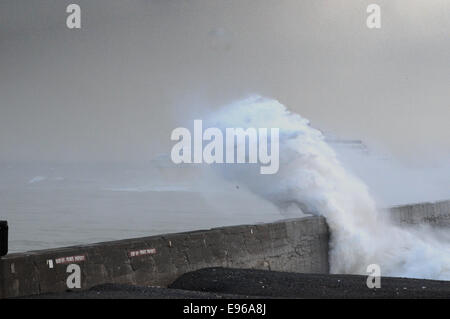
[55,255,86,264]
[128,248,157,258]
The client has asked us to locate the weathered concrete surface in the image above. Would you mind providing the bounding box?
[0,216,329,298]
[390,200,450,227]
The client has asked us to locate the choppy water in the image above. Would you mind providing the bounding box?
[2,155,449,255]
[0,162,286,253]
[1,101,449,262]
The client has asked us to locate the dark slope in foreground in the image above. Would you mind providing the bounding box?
[23,268,450,299]
[169,268,450,299]
[24,284,254,299]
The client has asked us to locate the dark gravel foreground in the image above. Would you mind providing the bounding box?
[23,267,450,299]
[170,268,450,299]
[24,284,255,299]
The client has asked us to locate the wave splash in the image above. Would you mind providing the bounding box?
[208,96,450,280]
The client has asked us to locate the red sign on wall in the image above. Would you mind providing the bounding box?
[128,248,157,258]
[55,255,86,264]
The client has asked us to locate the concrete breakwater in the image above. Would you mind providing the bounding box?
[390,200,450,227]
[1,200,449,298]
[0,217,329,298]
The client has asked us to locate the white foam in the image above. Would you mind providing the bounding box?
[208,96,450,280]
[28,176,47,184]
[106,185,191,193]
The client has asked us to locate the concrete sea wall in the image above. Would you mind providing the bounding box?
[1,200,449,298]
[0,216,329,298]
[390,200,450,227]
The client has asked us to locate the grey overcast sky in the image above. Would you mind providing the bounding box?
[0,0,449,163]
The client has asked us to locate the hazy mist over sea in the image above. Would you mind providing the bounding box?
[0,0,449,252]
